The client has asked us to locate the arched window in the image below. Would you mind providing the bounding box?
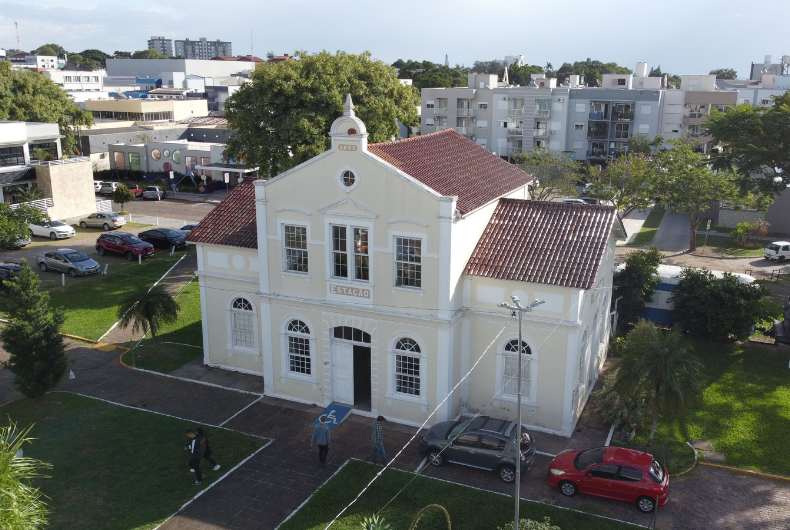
[287,320,311,375]
[502,339,531,396]
[231,297,254,348]
[394,338,421,396]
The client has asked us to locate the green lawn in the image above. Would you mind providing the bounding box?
[280,460,640,530]
[626,208,665,247]
[0,393,263,530]
[121,279,203,373]
[693,234,765,257]
[621,340,790,475]
[43,252,189,340]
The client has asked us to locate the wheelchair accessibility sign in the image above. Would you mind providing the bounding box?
[312,404,352,430]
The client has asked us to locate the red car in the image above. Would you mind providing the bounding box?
[127,184,145,197]
[548,446,669,513]
[96,232,155,261]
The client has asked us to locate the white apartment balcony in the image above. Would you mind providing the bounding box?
[456,108,475,117]
[534,109,550,118]
[435,125,450,131]
[434,108,448,116]
[507,108,525,116]
[507,128,524,136]
[455,127,474,135]
[533,129,548,138]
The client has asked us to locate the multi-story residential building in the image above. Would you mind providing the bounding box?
[174,38,232,60]
[148,36,173,57]
[749,55,784,80]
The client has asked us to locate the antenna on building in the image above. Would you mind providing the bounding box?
[15,21,20,51]
[250,30,253,60]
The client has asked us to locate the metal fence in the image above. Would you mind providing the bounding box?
[123,214,190,228]
[96,200,112,212]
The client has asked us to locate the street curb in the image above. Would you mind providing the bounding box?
[698,461,790,481]
[672,442,698,477]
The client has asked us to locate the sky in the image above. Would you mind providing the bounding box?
[1,0,787,79]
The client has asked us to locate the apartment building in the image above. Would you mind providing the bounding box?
[175,38,232,60]
[148,36,174,57]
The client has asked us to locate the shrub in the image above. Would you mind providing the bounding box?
[592,372,651,429]
[497,517,561,530]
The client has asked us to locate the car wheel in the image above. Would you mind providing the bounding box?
[780,256,786,262]
[29,229,34,236]
[97,246,106,256]
[39,262,48,272]
[80,221,87,229]
[559,480,578,497]
[103,223,111,230]
[637,496,655,513]
[68,268,77,278]
[126,251,135,261]
[427,450,445,467]
[50,232,58,241]
[499,465,516,483]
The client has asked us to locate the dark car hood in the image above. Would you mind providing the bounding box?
[130,242,154,250]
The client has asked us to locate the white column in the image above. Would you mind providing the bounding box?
[435,326,453,422]
[437,199,454,320]
[196,246,211,366]
[560,330,578,436]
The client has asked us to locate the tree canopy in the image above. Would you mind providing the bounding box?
[612,246,662,332]
[31,43,65,56]
[514,148,578,201]
[78,49,110,67]
[117,284,180,354]
[0,422,52,529]
[0,203,45,250]
[393,59,467,89]
[0,61,93,155]
[508,64,545,86]
[709,68,737,79]
[554,58,632,84]
[131,49,169,59]
[113,51,132,59]
[226,51,420,178]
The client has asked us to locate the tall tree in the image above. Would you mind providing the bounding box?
[709,68,737,79]
[705,92,790,193]
[612,247,662,332]
[31,43,65,56]
[117,284,180,353]
[613,320,703,445]
[67,54,99,70]
[0,422,52,530]
[78,49,110,68]
[508,64,545,86]
[514,148,578,201]
[225,50,420,178]
[585,153,653,212]
[131,49,168,59]
[112,184,136,213]
[0,260,68,398]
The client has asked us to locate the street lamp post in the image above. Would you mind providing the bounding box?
[498,295,544,530]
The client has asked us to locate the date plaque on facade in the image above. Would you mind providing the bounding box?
[338,144,357,151]
[330,284,370,298]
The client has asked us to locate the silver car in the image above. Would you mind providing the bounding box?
[142,186,168,200]
[79,212,127,230]
[100,182,120,195]
[29,220,76,240]
[35,249,100,277]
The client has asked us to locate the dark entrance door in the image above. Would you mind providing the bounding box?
[353,345,371,411]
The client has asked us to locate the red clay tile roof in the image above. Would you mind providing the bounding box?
[368,129,532,214]
[464,199,618,289]
[186,179,259,249]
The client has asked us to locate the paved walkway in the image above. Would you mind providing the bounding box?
[652,211,691,252]
[617,208,651,246]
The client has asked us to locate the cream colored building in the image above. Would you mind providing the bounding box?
[84,99,209,122]
[188,97,624,435]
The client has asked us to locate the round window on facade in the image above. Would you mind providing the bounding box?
[172,150,181,164]
[341,170,355,187]
[151,148,161,161]
[162,149,171,158]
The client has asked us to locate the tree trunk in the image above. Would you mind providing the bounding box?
[688,214,700,252]
[150,324,158,354]
[648,388,661,446]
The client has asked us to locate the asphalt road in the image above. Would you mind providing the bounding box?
[108,194,216,223]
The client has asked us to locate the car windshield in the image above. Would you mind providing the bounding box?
[447,420,472,439]
[64,252,90,262]
[109,213,122,219]
[50,221,66,227]
[649,459,665,483]
[161,229,183,238]
[122,236,142,244]
[766,243,780,250]
[573,447,605,470]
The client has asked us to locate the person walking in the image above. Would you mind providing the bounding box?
[196,427,220,471]
[184,430,204,485]
[372,416,387,466]
[311,415,331,468]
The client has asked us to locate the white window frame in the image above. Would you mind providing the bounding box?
[495,334,538,406]
[279,316,317,383]
[386,334,428,405]
[392,233,424,290]
[281,222,309,276]
[477,102,488,110]
[328,222,371,283]
[334,164,360,192]
[225,294,259,357]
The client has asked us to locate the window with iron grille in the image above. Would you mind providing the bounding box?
[287,320,311,375]
[502,340,531,396]
[395,338,421,396]
[284,225,308,273]
[395,237,421,288]
[231,297,254,348]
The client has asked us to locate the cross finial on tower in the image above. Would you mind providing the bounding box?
[344,93,355,117]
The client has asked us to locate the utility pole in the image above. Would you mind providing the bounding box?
[498,295,544,530]
[15,22,21,51]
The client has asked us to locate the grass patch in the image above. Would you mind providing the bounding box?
[0,392,263,530]
[621,340,790,475]
[280,460,639,530]
[626,208,665,247]
[72,222,150,237]
[121,279,203,373]
[693,234,765,257]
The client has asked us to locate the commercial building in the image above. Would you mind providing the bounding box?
[175,38,232,60]
[84,99,209,122]
[106,59,256,79]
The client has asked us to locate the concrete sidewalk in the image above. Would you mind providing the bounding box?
[616,208,651,246]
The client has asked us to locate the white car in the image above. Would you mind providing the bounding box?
[764,241,790,261]
[29,220,76,240]
[94,181,104,193]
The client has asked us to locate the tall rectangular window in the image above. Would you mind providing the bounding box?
[395,237,421,288]
[396,355,420,395]
[331,225,368,281]
[332,225,347,278]
[354,228,369,281]
[284,225,308,273]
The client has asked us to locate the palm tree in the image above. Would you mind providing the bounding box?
[0,422,51,530]
[544,62,553,73]
[613,320,703,445]
[17,187,43,204]
[117,284,180,353]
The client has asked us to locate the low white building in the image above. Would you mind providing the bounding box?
[187,97,624,435]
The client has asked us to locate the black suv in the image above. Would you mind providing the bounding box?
[419,416,536,482]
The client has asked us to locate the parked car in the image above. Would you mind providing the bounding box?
[419,416,536,483]
[0,236,32,250]
[126,184,146,198]
[35,249,100,277]
[563,198,588,205]
[99,182,120,195]
[179,223,199,232]
[94,181,104,193]
[142,186,168,201]
[0,263,22,291]
[548,446,669,513]
[137,228,187,250]
[580,197,600,205]
[79,212,127,230]
[29,220,76,240]
[764,241,790,261]
[96,232,155,261]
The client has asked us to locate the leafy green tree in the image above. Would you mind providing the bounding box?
[113,51,132,59]
[709,68,737,79]
[0,422,52,530]
[705,92,790,193]
[112,184,136,213]
[613,246,662,332]
[0,61,93,155]
[593,372,651,429]
[117,284,180,353]
[0,260,68,398]
[31,43,65,56]
[514,148,578,201]
[226,50,420,178]
[78,49,110,67]
[131,49,168,59]
[16,187,43,203]
[613,320,703,445]
[670,268,773,341]
[627,134,663,156]
[585,154,653,212]
[555,62,574,83]
[396,59,467,89]
[67,53,99,70]
[509,64,545,86]
[0,203,45,250]
[472,59,504,75]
